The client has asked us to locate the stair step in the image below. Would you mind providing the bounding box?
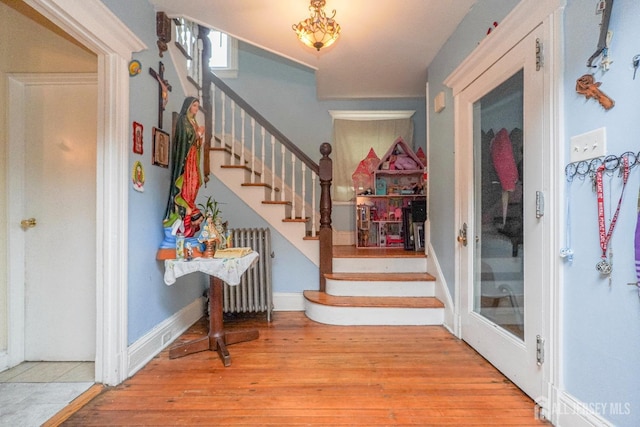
[303,291,444,326]
[304,291,443,308]
[325,272,436,297]
[333,257,427,274]
[283,217,309,223]
[333,245,424,259]
[241,182,279,191]
[325,272,435,282]
[211,145,243,162]
[221,164,262,178]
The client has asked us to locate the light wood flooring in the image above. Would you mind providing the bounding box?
[60,312,549,426]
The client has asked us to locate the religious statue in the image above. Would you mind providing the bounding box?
[157,97,205,260]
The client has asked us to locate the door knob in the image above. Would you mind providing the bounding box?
[457,223,468,246]
[21,218,37,229]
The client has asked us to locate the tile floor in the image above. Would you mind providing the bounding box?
[0,362,94,427]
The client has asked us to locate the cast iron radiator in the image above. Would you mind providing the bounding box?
[223,227,273,321]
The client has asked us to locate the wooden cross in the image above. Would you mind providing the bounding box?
[149,61,172,128]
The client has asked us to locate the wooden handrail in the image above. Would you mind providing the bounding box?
[207,71,319,175]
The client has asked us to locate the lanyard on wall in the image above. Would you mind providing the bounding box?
[595,156,629,275]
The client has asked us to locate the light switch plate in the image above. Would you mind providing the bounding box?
[570,127,607,163]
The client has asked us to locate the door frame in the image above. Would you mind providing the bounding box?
[13,0,146,385]
[444,0,564,416]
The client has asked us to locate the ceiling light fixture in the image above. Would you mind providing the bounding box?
[292,0,341,51]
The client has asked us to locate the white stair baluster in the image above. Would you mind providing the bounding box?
[210,83,216,147]
[311,174,317,237]
[270,135,276,201]
[260,127,266,184]
[230,101,236,164]
[220,92,226,151]
[240,109,246,166]
[281,144,286,206]
[301,163,307,227]
[251,118,256,183]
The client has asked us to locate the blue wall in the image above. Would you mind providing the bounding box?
[103,0,206,345]
[562,1,640,424]
[427,0,640,425]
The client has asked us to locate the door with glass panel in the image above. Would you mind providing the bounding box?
[457,26,546,400]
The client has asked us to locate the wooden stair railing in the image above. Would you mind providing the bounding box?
[197,25,332,287]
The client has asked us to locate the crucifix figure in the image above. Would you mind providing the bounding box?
[149,61,172,128]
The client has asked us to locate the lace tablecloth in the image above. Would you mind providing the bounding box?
[163,251,259,286]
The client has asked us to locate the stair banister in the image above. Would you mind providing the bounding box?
[207,72,319,175]
[196,23,333,283]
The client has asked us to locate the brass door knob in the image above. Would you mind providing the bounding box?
[457,223,468,246]
[21,218,37,229]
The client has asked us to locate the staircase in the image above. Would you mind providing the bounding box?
[304,246,444,325]
[167,17,445,326]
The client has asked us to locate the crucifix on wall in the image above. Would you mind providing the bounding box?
[149,61,172,129]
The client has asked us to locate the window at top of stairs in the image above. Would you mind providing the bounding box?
[208,30,238,79]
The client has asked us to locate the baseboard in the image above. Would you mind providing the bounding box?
[273,292,304,311]
[550,389,615,427]
[127,297,205,378]
[426,242,455,334]
[0,351,8,373]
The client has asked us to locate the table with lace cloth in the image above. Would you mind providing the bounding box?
[163,251,259,286]
[163,251,260,367]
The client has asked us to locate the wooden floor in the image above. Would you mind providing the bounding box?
[60,312,548,426]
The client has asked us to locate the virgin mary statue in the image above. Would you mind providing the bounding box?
[157,96,205,258]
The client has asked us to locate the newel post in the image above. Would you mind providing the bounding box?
[318,142,333,292]
[199,25,212,181]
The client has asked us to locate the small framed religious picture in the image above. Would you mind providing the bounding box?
[132,121,143,155]
[152,127,170,168]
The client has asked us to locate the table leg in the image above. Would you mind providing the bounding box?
[169,276,259,366]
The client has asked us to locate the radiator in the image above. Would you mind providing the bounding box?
[223,228,273,321]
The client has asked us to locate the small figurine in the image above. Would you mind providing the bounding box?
[198,215,221,258]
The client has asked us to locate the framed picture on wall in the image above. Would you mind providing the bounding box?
[152,127,170,168]
[132,121,143,154]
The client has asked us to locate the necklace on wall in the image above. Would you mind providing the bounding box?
[595,156,629,276]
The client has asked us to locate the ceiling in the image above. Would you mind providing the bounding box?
[147,0,477,100]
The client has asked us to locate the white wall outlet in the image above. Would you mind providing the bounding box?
[570,127,607,163]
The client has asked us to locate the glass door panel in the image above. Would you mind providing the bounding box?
[473,70,524,340]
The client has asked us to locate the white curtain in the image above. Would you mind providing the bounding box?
[332,118,414,202]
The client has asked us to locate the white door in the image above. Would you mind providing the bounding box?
[457,27,547,399]
[10,76,97,361]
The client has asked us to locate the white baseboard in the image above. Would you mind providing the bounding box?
[545,389,616,427]
[0,351,8,373]
[426,242,455,334]
[273,292,304,311]
[127,297,205,378]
